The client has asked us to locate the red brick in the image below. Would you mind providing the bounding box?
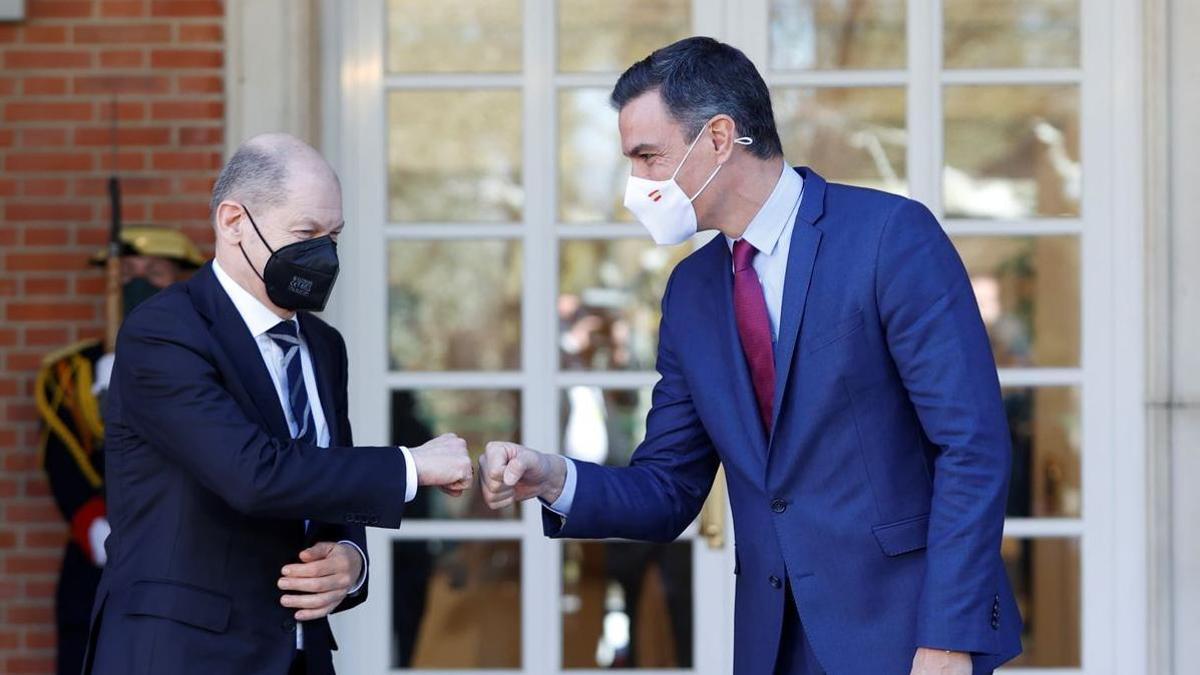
[22,76,68,95]
[76,276,107,294]
[151,48,222,69]
[26,326,70,344]
[6,352,46,373]
[179,23,223,42]
[152,151,220,170]
[4,50,93,69]
[3,503,61,525]
[120,202,147,221]
[6,300,96,320]
[22,178,69,198]
[25,277,70,294]
[75,74,171,95]
[24,225,73,246]
[23,529,67,549]
[5,603,56,624]
[0,77,13,95]
[178,74,223,94]
[73,177,107,197]
[26,478,52,498]
[101,0,147,17]
[0,178,17,196]
[75,22,171,44]
[0,528,16,546]
[151,100,223,121]
[6,203,92,222]
[6,656,57,674]
[24,25,69,44]
[97,100,145,121]
[179,176,215,194]
[0,277,19,294]
[77,227,111,246]
[120,175,172,195]
[151,0,222,17]
[5,153,93,172]
[99,48,145,67]
[0,25,17,43]
[75,126,171,147]
[24,628,57,649]
[18,127,69,146]
[153,201,210,221]
[99,151,146,171]
[27,0,94,19]
[5,101,93,123]
[178,125,222,145]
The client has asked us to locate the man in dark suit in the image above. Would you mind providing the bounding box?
[481,38,1022,674]
[85,133,474,675]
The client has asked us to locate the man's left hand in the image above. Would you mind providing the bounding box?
[910,647,972,675]
[278,541,363,621]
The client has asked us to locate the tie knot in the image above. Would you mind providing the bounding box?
[266,320,300,347]
[732,239,758,272]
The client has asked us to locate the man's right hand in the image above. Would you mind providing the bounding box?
[408,433,474,496]
[479,441,567,510]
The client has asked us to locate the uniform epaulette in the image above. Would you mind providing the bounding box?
[40,338,102,369]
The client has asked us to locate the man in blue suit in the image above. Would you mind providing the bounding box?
[85,133,474,675]
[481,38,1022,674]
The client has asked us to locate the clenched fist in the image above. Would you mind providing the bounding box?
[479,441,567,510]
[408,433,474,496]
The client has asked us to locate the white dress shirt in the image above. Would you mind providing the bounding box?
[212,260,417,648]
[547,164,804,517]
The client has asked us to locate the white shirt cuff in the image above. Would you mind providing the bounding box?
[398,446,418,503]
[542,457,577,517]
[337,539,368,595]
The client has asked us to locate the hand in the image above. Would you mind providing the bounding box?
[278,542,363,621]
[408,433,473,496]
[479,441,567,510]
[910,648,972,675]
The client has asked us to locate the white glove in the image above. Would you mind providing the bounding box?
[88,517,111,567]
[92,353,115,396]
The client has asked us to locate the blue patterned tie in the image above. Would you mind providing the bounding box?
[266,321,317,445]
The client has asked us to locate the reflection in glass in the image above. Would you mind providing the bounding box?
[944,86,1080,219]
[954,235,1080,367]
[558,0,691,73]
[562,541,693,668]
[392,539,521,668]
[559,388,652,466]
[391,390,521,520]
[388,90,523,222]
[770,0,906,70]
[559,240,690,371]
[559,89,632,223]
[386,0,521,73]
[1001,537,1080,667]
[388,240,522,371]
[773,87,907,194]
[1002,387,1080,518]
[944,0,1079,69]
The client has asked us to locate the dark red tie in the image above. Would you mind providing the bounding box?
[732,240,775,432]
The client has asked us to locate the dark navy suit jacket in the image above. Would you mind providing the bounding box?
[84,264,408,675]
[546,168,1023,674]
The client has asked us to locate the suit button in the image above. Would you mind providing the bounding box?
[770,499,788,514]
[282,619,296,633]
[768,575,782,589]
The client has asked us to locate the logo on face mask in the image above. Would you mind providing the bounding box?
[238,205,340,312]
[623,122,753,246]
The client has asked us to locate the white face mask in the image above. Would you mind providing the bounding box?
[623,124,753,245]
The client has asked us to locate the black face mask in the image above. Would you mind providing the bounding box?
[238,205,340,312]
[123,277,160,317]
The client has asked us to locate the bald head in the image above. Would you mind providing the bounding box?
[210,133,339,216]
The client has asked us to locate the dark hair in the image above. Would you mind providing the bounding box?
[611,36,783,160]
[209,144,288,216]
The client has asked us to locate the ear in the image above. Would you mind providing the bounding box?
[707,114,738,165]
[213,201,246,246]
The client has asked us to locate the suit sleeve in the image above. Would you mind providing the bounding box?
[875,199,1012,654]
[542,271,722,543]
[113,303,409,528]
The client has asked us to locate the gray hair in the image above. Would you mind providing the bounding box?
[209,144,288,216]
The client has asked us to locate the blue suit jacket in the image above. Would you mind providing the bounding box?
[546,168,1023,673]
[84,264,408,675]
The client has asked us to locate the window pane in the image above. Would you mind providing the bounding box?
[1003,387,1080,518]
[386,0,521,73]
[558,0,691,73]
[559,388,652,465]
[944,85,1080,219]
[1002,537,1080,667]
[773,86,907,194]
[559,89,632,224]
[954,235,1080,368]
[770,0,906,70]
[944,0,1079,69]
[388,240,522,370]
[388,90,523,222]
[562,541,693,668]
[391,390,521,520]
[560,240,690,371]
[392,539,521,668]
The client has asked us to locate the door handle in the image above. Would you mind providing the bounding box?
[700,465,727,549]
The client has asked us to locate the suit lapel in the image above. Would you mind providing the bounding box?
[769,167,827,445]
[298,314,341,446]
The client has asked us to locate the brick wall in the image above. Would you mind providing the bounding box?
[0,2,224,672]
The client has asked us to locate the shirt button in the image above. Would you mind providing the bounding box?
[768,575,783,589]
[771,498,788,514]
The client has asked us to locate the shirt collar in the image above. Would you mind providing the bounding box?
[211,259,295,338]
[725,162,804,256]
